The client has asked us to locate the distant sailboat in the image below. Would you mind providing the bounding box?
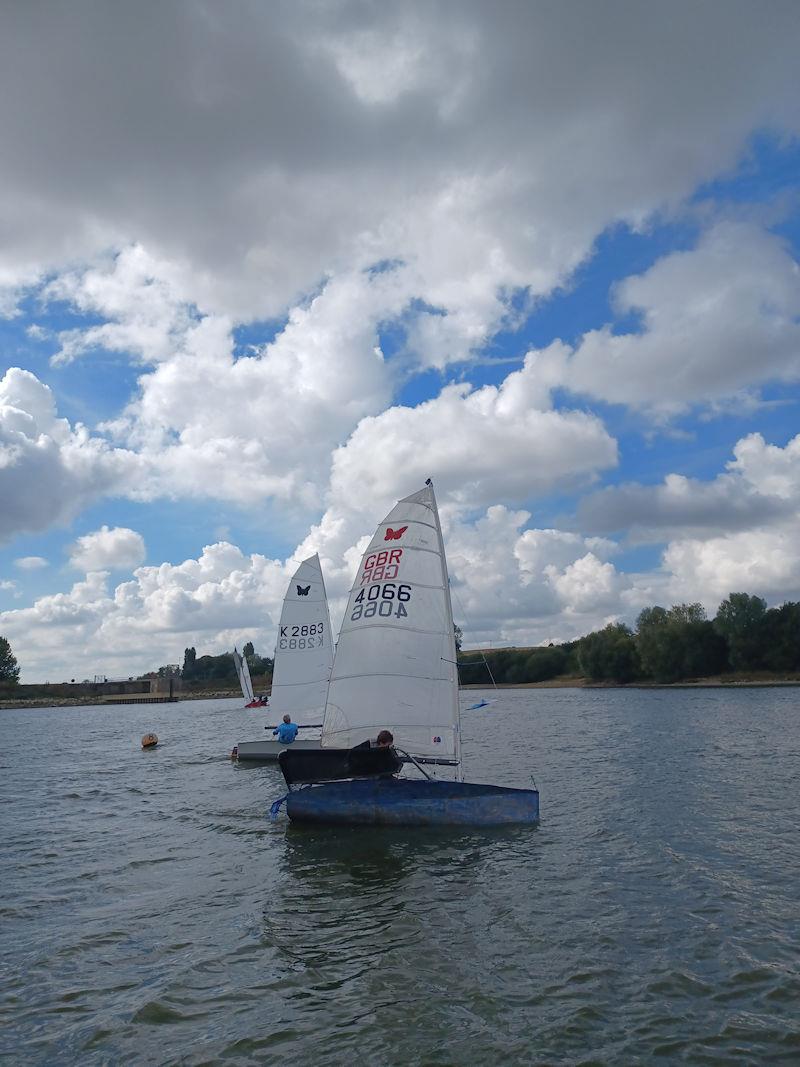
[235,554,333,761]
[232,646,267,708]
[277,482,540,825]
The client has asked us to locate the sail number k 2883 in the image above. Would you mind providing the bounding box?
[278,621,324,650]
[350,582,411,621]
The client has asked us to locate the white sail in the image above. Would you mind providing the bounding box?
[270,554,333,722]
[322,483,460,761]
[232,646,255,704]
[241,650,255,703]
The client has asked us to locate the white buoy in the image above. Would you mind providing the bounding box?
[141,732,159,749]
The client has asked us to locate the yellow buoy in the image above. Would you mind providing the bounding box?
[141,732,159,749]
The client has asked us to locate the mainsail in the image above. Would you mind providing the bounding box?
[270,554,333,722]
[322,483,460,761]
[232,646,255,704]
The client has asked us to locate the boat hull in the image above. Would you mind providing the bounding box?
[285,777,539,826]
[236,739,321,762]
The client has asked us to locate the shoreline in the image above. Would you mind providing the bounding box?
[4,675,800,710]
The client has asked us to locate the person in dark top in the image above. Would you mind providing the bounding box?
[376,730,394,747]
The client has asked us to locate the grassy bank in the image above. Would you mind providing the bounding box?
[5,671,800,711]
[0,687,244,711]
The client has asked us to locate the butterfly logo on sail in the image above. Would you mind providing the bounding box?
[296,584,311,596]
[384,526,408,541]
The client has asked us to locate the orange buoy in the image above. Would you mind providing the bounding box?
[141,732,159,749]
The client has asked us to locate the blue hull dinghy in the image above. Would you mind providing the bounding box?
[271,482,541,829]
[286,777,539,826]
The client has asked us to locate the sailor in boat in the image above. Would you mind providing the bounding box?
[375,730,394,748]
[273,714,299,744]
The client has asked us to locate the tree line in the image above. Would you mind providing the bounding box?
[2,591,798,692]
[574,592,800,684]
[457,592,800,687]
[0,637,273,691]
[178,642,273,685]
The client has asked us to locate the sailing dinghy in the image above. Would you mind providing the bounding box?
[277,483,539,825]
[235,554,333,762]
[232,646,267,707]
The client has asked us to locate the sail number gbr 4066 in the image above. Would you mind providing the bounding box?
[350,583,411,621]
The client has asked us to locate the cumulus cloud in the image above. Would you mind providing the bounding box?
[578,473,790,542]
[1,3,798,352]
[606,432,800,613]
[659,526,800,607]
[578,431,800,542]
[100,269,399,509]
[0,368,141,542]
[327,352,618,512]
[68,526,146,573]
[1,510,631,681]
[44,245,199,366]
[555,222,800,412]
[0,543,294,682]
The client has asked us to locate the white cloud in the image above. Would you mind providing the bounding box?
[606,432,800,613]
[68,526,146,573]
[0,4,797,352]
[0,368,141,543]
[578,431,800,542]
[660,526,800,607]
[327,351,618,513]
[0,543,294,682]
[100,269,399,509]
[14,555,49,570]
[729,431,800,499]
[1,509,631,681]
[557,222,800,412]
[44,245,198,366]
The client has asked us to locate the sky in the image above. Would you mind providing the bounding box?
[1,1,800,683]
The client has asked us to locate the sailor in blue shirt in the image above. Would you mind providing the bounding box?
[273,714,299,744]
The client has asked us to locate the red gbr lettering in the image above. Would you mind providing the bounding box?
[360,548,402,584]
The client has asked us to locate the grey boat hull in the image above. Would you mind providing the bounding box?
[235,739,322,762]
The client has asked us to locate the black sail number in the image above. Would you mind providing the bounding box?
[351,583,411,621]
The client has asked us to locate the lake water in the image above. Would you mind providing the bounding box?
[1,688,798,1065]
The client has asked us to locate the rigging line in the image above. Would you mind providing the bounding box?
[449,583,499,692]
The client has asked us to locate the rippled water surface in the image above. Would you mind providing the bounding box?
[2,689,799,1065]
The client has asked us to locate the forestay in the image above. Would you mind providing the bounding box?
[321,484,460,761]
[270,554,333,722]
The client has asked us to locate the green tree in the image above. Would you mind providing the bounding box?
[182,647,197,679]
[578,623,640,683]
[714,592,768,670]
[243,641,255,659]
[637,604,727,682]
[0,636,20,685]
[760,602,800,672]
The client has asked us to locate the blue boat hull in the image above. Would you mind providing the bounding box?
[285,777,539,826]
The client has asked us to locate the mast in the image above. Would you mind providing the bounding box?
[426,478,462,778]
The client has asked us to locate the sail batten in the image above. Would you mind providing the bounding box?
[321,484,459,760]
